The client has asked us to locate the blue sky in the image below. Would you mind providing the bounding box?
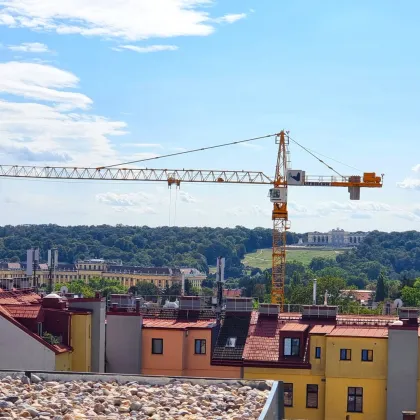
[0,0,419,232]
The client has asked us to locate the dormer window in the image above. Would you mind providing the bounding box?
[226,337,237,348]
[284,337,300,356]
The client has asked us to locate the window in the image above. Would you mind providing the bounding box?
[284,338,300,356]
[340,348,351,360]
[306,384,318,408]
[347,387,363,412]
[315,347,321,359]
[226,337,237,348]
[195,339,206,354]
[284,383,293,407]
[152,338,163,354]
[361,349,373,362]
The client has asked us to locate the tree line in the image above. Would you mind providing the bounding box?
[0,224,303,277]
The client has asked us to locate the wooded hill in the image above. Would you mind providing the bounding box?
[0,226,419,287]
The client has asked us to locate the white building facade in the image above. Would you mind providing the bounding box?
[307,228,366,247]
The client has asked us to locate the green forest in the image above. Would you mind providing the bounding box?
[2,225,420,306]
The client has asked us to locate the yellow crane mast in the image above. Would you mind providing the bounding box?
[0,131,383,308]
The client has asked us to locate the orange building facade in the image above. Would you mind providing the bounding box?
[141,319,240,378]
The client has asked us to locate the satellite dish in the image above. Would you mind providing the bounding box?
[392,298,403,309]
[60,286,69,295]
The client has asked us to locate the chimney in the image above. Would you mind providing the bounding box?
[403,411,416,420]
[135,298,141,313]
[313,279,317,305]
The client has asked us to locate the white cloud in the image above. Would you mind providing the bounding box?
[117,45,178,53]
[0,1,246,42]
[215,13,247,24]
[96,191,155,207]
[112,205,157,215]
[179,191,197,204]
[350,213,372,220]
[317,200,391,215]
[95,191,160,214]
[393,211,420,222]
[0,61,127,165]
[122,143,163,149]
[225,199,401,223]
[397,178,420,190]
[8,42,51,53]
[0,144,71,162]
[0,61,91,109]
[397,164,420,190]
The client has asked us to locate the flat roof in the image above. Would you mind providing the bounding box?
[327,327,388,338]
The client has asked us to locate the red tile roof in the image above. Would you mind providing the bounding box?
[243,312,281,362]
[223,289,242,298]
[142,318,216,329]
[327,327,388,338]
[310,325,335,335]
[0,290,40,305]
[2,304,42,319]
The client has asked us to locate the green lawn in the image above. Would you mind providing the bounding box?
[243,248,343,270]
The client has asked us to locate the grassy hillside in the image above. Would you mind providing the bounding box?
[243,248,343,270]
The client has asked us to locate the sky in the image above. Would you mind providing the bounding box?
[0,0,420,232]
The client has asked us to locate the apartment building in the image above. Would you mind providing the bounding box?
[107,297,420,420]
[106,296,239,378]
[0,289,105,373]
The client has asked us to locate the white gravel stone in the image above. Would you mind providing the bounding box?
[0,377,270,419]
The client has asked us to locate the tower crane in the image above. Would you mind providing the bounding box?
[0,131,383,308]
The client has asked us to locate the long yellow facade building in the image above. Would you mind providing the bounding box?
[0,259,194,290]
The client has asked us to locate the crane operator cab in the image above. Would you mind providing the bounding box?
[269,187,287,203]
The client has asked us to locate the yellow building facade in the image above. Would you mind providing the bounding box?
[244,327,391,420]
[0,260,185,290]
[70,313,92,372]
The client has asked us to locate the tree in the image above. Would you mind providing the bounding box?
[252,284,266,302]
[89,277,126,298]
[375,271,386,302]
[184,279,192,296]
[201,287,214,297]
[316,276,347,305]
[291,271,302,286]
[55,280,94,298]
[401,286,420,307]
[129,281,160,297]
